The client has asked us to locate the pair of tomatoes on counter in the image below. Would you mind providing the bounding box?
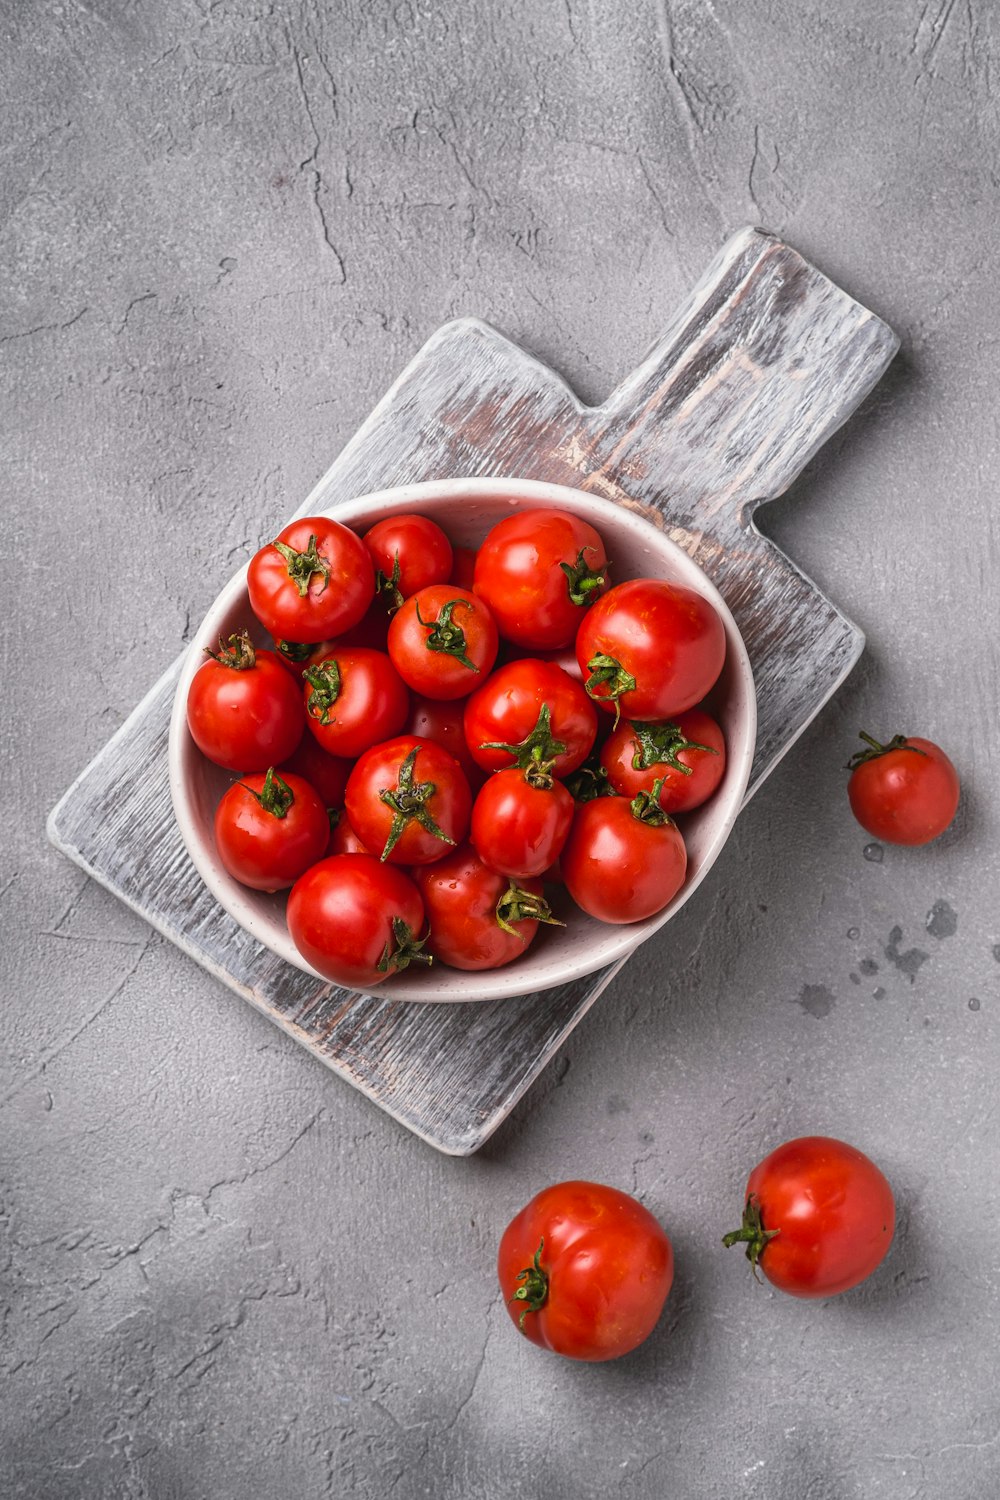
[186,506,729,988]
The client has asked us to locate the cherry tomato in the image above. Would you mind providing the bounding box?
[560,789,687,923]
[470,766,574,880]
[404,696,485,789]
[576,577,725,722]
[213,768,328,891]
[602,709,726,813]
[325,810,370,857]
[278,729,351,809]
[847,732,960,846]
[449,545,478,591]
[415,846,561,971]
[362,513,453,609]
[345,736,472,865]
[474,508,609,650]
[187,632,304,772]
[723,1136,895,1299]
[287,854,430,988]
[463,659,598,777]
[497,1181,673,1361]
[247,516,375,644]
[388,585,499,700]
[303,647,409,759]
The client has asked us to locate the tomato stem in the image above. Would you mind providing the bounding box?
[846,731,928,772]
[206,631,257,671]
[374,553,405,612]
[721,1194,780,1281]
[564,754,617,804]
[377,746,455,861]
[376,916,433,976]
[273,534,331,598]
[480,704,567,782]
[510,1239,549,1329]
[559,547,608,606]
[495,881,564,938]
[628,720,715,775]
[238,766,295,819]
[304,659,343,724]
[275,638,313,667]
[583,652,635,726]
[629,780,675,827]
[414,598,478,672]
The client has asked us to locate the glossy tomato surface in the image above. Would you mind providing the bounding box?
[345,736,472,865]
[247,516,375,643]
[725,1136,895,1299]
[303,647,409,759]
[463,658,598,777]
[286,854,428,987]
[363,513,453,606]
[473,508,609,649]
[278,732,351,810]
[560,795,687,923]
[602,708,726,813]
[470,768,574,879]
[847,733,960,846]
[415,846,555,971]
[388,585,499,700]
[187,638,304,772]
[213,769,328,891]
[576,577,725,722]
[497,1181,674,1361]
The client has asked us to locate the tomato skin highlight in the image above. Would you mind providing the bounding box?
[362,513,453,605]
[497,1181,674,1361]
[415,846,551,971]
[213,770,329,891]
[388,585,499,700]
[602,709,726,813]
[345,735,472,865]
[187,644,304,772]
[474,508,609,650]
[286,854,428,987]
[247,517,375,644]
[560,796,687,923]
[470,769,574,879]
[847,734,960,846]
[303,647,410,760]
[576,577,726,722]
[726,1136,896,1299]
[463,658,598,777]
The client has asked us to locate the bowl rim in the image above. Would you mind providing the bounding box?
[168,475,757,1001]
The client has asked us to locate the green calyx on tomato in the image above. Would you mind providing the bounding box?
[583,652,636,724]
[303,660,342,724]
[374,554,405,612]
[559,547,608,606]
[496,881,564,938]
[564,755,617,804]
[629,720,716,776]
[721,1193,781,1280]
[846,730,928,772]
[206,630,257,670]
[629,780,675,827]
[273,533,331,598]
[479,703,568,776]
[238,766,295,819]
[414,597,479,671]
[275,638,313,666]
[376,915,433,976]
[510,1239,549,1329]
[376,746,456,861]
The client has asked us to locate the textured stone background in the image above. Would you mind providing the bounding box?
[3,1,999,1496]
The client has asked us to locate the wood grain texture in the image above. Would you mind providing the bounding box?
[48,228,898,1155]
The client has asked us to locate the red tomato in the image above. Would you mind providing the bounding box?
[303,647,409,759]
[362,513,453,608]
[463,659,598,777]
[602,709,726,813]
[847,732,960,846]
[287,854,430,988]
[278,731,351,809]
[470,766,574,879]
[187,633,304,771]
[723,1136,895,1298]
[213,768,329,891]
[345,736,472,865]
[473,508,609,650]
[325,810,370,857]
[449,545,478,591]
[576,578,726,722]
[415,846,561,970]
[560,792,687,923]
[404,696,485,789]
[247,517,375,644]
[497,1181,674,1361]
[388,585,499,700]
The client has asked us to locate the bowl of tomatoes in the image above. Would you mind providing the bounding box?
[168,476,756,1001]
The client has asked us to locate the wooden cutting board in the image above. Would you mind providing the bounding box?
[48,228,899,1155]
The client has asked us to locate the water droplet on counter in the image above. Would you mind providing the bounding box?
[797,984,835,1019]
[859,957,879,976]
[847,927,860,940]
[992,944,1000,964]
[969,997,981,1012]
[873,987,886,1000]
[864,844,884,864]
[925,900,958,939]
[849,972,861,986]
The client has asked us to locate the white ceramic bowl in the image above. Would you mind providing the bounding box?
[169,477,756,1001]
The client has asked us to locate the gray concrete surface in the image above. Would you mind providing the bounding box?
[3,2,999,1496]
